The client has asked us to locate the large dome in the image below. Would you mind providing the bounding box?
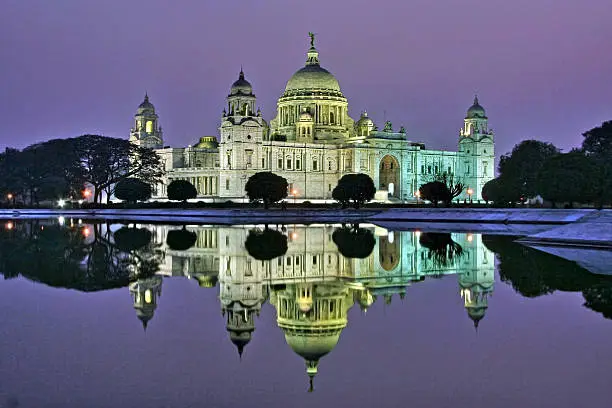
[467,96,486,119]
[283,44,342,96]
[285,64,341,93]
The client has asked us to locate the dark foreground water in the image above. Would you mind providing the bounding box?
[0,220,611,408]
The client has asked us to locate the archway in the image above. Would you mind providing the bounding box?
[379,232,400,271]
[379,155,400,198]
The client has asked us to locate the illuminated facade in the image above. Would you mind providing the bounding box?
[131,35,495,201]
[129,225,495,390]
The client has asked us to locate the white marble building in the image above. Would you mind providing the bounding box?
[130,35,495,202]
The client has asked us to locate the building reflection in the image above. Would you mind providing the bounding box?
[132,224,495,390]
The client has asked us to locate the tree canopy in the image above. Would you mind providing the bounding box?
[114,178,152,203]
[333,173,375,209]
[536,150,597,206]
[332,225,376,258]
[582,121,612,206]
[167,179,198,202]
[418,233,463,267]
[245,172,288,209]
[498,140,560,199]
[166,227,197,251]
[245,228,288,260]
[419,181,450,207]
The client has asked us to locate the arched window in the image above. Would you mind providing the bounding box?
[146,121,153,133]
[330,111,335,124]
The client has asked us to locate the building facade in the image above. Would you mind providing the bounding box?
[133,36,495,202]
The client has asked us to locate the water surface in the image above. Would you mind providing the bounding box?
[0,221,610,408]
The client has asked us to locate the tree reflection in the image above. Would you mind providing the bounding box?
[166,227,197,251]
[483,235,612,319]
[245,228,288,260]
[0,221,162,291]
[419,232,463,268]
[332,225,375,259]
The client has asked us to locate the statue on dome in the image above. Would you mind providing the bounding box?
[308,32,315,47]
[383,121,393,132]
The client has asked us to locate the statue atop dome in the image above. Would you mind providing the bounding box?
[308,31,315,48]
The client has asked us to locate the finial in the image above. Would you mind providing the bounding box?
[473,94,479,105]
[239,66,244,80]
[308,32,315,48]
[308,376,314,393]
[238,344,244,360]
[142,320,148,331]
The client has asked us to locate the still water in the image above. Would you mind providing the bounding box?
[0,220,611,408]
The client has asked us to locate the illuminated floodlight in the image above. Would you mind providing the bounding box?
[58,199,66,208]
[58,216,65,226]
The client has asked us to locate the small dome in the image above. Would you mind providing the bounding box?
[356,111,374,126]
[230,70,253,95]
[195,136,219,149]
[467,96,486,119]
[137,93,155,113]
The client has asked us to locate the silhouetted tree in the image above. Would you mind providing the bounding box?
[332,225,376,258]
[245,172,288,209]
[498,140,560,200]
[536,150,598,207]
[245,228,288,260]
[333,173,375,209]
[419,181,450,207]
[418,232,463,267]
[582,120,612,207]
[166,227,197,251]
[114,178,152,203]
[429,172,464,203]
[167,179,197,203]
[481,177,522,206]
[332,184,350,209]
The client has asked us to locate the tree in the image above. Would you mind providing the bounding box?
[332,225,376,258]
[245,228,288,260]
[536,150,598,207]
[245,172,288,209]
[498,140,560,199]
[113,226,153,252]
[429,172,464,203]
[114,178,152,203]
[71,135,164,204]
[334,173,375,209]
[167,179,198,203]
[418,181,450,207]
[582,121,612,207]
[166,227,197,251]
[481,177,521,206]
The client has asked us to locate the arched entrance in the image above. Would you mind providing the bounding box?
[379,232,400,271]
[379,155,400,198]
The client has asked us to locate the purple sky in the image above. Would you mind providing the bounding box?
[1,0,611,161]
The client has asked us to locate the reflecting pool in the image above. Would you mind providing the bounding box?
[0,220,611,407]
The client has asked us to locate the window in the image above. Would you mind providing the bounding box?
[278,257,282,266]
[296,159,301,170]
[448,166,452,174]
[247,134,252,140]
[313,159,318,171]
[328,184,332,192]
[226,151,231,168]
[287,159,292,170]
[278,158,283,169]
[146,121,153,133]
[225,178,230,190]
[262,158,265,168]
[246,150,253,166]
[286,257,292,266]
[328,160,332,171]
[435,165,438,174]
[427,165,431,174]
[421,165,425,173]
[295,256,300,266]
[483,161,488,176]
[312,255,317,265]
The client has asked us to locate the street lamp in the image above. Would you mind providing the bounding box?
[466,187,474,205]
[291,189,298,205]
[6,193,13,208]
[415,190,421,205]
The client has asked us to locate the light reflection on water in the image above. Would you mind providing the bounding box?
[0,220,611,407]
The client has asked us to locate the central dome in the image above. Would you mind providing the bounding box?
[285,65,341,93]
[283,43,342,95]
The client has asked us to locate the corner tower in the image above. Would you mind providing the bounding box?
[458,96,495,201]
[219,70,268,198]
[129,93,164,149]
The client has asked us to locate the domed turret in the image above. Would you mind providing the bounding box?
[466,95,486,119]
[137,93,156,114]
[129,275,163,331]
[283,39,342,95]
[194,136,219,149]
[230,69,253,96]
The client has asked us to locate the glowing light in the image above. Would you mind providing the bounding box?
[415,230,421,238]
[5,221,14,230]
[388,231,394,244]
[82,227,90,237]
[57,199,66,208]
[291,232,298,240]
[415,190,421,198]
[6,193,13,200]
[144,289,152,303]
[467,188,474,196]
[58,216,65,226]
[467,233,474,242]
[82,190,91,198]
[291,189,298,196]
